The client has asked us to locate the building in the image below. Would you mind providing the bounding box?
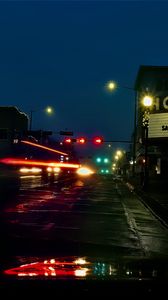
[134,65,168,178]
[0,106,29,157]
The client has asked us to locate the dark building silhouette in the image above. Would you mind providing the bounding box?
[0,106,29,157]
[134,65,168,178]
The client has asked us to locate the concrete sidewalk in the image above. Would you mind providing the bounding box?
[124,175,168,226]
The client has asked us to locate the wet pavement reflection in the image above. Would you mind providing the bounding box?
[1,174,168,266]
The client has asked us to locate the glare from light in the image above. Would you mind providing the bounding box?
[19,167,42,174]
[74,258,87,265]
[116,150,122,157]
[50,259,56,264]
[49,163,55,167]
[77,167,93,176]
[45,106,53,114]
[143,95,153,107]
[53,167,61,173]
[20,168,30,173]
[106,81,117,91]
[104,158,109,163]
[47,167,53,172]
[31,167,42,173]
[115,155,119,160]
[0,158,80,169]
[74,268,88,277]
[18,273,27,277]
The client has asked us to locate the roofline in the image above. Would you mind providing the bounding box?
[134,65,168,90]
[0,106,29,119]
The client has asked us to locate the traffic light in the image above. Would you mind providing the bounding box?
[64,138,76,144]
[77,137,87,144]
[64,138,72,143]
[104,158,109,163]
[93,136,103,145]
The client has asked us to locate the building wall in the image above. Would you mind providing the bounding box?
[135,66,168,178]
[0,106,29,157]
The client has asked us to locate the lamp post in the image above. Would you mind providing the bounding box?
[142,95,153,191]
[29,106,54,131]
[106,81,137,176]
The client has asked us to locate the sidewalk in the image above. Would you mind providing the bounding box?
[124,175,168,226]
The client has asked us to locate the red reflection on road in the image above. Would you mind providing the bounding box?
[4,258,89,278]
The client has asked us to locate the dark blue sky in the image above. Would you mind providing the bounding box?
[0,1,168,150]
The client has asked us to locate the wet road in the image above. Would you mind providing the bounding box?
[1,174,168,260]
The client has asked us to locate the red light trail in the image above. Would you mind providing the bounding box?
[21,140,68,156]
[0,158,80,169]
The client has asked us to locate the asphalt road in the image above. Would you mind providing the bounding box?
[1,173,168,263]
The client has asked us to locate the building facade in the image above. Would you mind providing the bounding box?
[0,106,29,157]
[134,65,168,178]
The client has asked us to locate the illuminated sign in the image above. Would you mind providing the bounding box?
[148,113,168,138]
[152,96,168,112]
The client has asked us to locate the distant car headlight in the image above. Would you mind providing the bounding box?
[19,167,42,174]
[53,167,61,173]
[46,167,53,173]
[76,167,94,176]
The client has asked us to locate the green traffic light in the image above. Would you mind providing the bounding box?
[104,158,109,163]
[96,157,101,163]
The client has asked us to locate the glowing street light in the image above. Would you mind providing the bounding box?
[142,95,153,107]
[45,106,54,114]
[105,80,137,176]
[106,80,117,91]
[116,150,122,157]
[106,79,155,179]
[142,94,153,190]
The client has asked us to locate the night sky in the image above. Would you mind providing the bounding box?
[0,1,168,153]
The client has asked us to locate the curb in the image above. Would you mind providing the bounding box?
[125,181,168,228]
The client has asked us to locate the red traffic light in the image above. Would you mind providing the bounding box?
[64,138,77,144]
[64,138,72,143]
[77,137,87,144]
[93,136,103,144]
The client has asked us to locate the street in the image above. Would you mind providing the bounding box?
[1,173,168,262]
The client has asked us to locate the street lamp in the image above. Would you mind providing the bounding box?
[142,95,153,190]
[106,80,137,176]
[29,106,54,130]
[106,81,117,91]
